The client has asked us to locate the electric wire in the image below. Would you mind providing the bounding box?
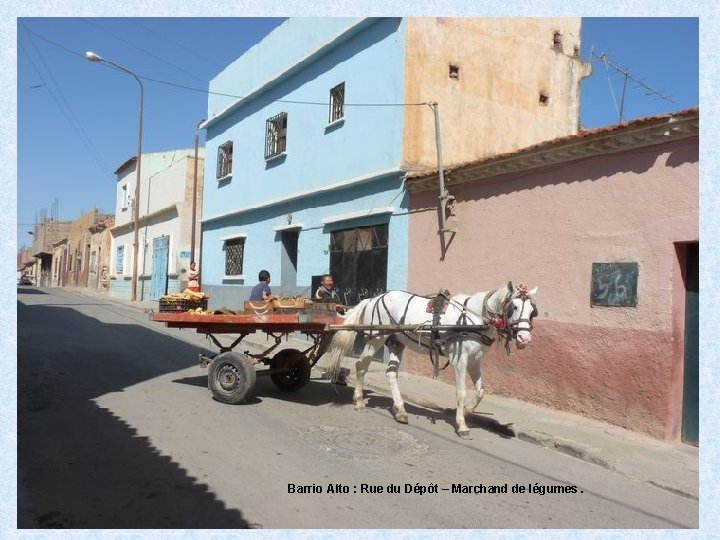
[140,74,428,106]
[81,18,209,82]
[24,24,428,108]
[19,30,112,178]
[129,18,225,70]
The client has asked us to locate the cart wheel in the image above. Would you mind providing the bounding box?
[270,349,311,392]
[207,352,257,404]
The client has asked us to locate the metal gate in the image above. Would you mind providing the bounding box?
[329,224,388,306]
[150,236,169,301]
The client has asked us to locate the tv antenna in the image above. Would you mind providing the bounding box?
[592,50,675,124]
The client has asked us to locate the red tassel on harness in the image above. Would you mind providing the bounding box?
[490,318,505,330]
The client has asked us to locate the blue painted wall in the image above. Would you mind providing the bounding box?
[202,174,408,308]
[201,18,408,309]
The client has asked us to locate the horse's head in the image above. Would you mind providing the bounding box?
[503,282,539,349]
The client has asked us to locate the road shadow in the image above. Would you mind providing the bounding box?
[18,300,251,528]
[17,287,47,295]
[171,372,356,408]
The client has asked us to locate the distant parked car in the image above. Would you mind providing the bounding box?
[18,275,33,286]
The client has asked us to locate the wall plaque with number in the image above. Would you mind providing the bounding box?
[591,262,638,307]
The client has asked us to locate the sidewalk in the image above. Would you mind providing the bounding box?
[65,287,699,500]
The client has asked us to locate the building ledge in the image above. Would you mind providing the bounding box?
[405,108,699,193]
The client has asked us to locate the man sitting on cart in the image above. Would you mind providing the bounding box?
[315,274,346,314]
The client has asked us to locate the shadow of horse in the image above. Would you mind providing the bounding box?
[362,393,516,439]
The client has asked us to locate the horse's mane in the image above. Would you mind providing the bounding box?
[466,283,513,317]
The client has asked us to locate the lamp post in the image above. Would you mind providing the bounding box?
[85,51,144,301]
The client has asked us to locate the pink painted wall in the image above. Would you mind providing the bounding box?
[406,138,698,439]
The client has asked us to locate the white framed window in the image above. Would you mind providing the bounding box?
[329,82,345,124]
[217,141,233,179]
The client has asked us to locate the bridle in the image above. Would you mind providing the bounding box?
[481,286,538,353]
[504,297,538,334]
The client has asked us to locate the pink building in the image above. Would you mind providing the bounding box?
[405,109,698,441]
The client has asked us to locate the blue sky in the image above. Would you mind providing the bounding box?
[16,17,699,251]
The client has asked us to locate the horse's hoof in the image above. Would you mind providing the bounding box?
[354,403,366,412]
[457,430,472,439]
[463,407,474,418]
[392,407,409,424]
[394,412,409,424]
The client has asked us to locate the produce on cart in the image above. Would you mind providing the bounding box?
[158,289,210,312]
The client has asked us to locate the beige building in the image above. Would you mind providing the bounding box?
[29,218,71,287]
[65,210,113,288]
[88,217,115,292]
[401,18,591,171]
[51,239,69,287]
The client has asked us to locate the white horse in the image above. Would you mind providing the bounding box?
[322,282,538,438]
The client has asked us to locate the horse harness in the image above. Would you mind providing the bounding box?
[362,289,524,379]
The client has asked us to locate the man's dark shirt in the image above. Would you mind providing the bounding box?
[315,286,340,301]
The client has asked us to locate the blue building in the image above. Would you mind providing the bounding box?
[200,18,588,307]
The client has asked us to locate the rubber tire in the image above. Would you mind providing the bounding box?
[270,349,311,392]
[207,352,257,404]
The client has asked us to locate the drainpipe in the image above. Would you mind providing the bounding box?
[429,102,453,234]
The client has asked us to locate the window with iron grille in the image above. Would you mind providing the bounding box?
[116,245,125,274]
[329,82,345,123]
[224,237,245,276]
[329,224,388,306]
[265,112,287,159]
[217,141,233,178]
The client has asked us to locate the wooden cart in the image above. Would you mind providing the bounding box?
[151,310,345,404]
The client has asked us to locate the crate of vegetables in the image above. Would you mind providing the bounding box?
[159,291,209,312]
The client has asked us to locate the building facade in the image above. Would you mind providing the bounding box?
[109,148,204,300]
[28,218,71,287]
[64,210,113,288]
[404,109,699,441]
[200,17,589,308]
[88,217,115,292]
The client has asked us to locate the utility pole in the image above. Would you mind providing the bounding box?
[191,119,205,265]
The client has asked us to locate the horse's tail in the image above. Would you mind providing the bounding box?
[322,298,372,380]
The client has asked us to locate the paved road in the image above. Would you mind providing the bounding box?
[17,288,698,528]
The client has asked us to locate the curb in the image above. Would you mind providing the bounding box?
[516,430,614,470]
[350,371,699,501]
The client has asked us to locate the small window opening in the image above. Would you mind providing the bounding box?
[539,93,549,106]
[449,64,460,80]
[329,82,345,123]
[553,31,562,49]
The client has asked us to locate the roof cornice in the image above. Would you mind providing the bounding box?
[109,204,179,235]
[406,109,699,194]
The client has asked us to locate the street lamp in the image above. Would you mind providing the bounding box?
[85,51,144,302]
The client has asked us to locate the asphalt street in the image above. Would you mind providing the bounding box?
[17,287,698,528]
